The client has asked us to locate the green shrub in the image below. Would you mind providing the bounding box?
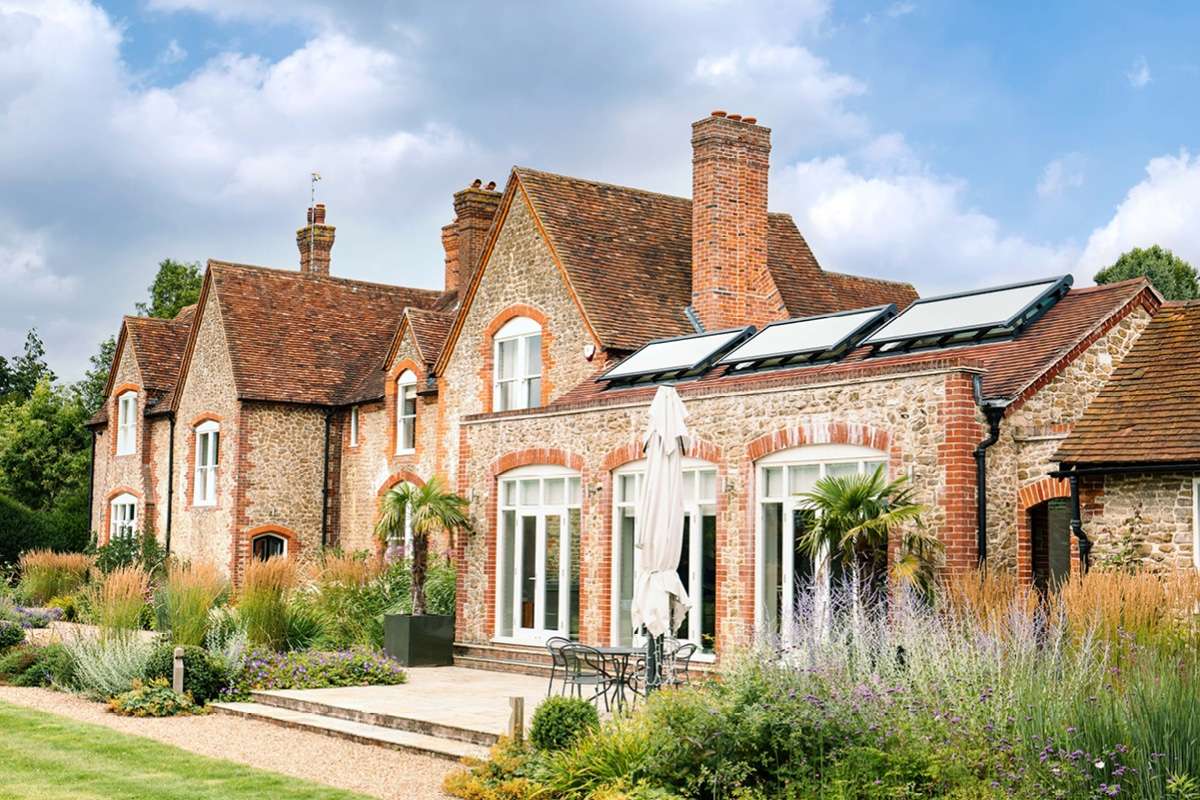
[92,531,166,576]
[225,647,405,700]
[530,696,599,752]
[142,644,228,705]
[0,494,44,565]
[109,678,199,717]
[0,620,24,650]
[0,644,74,687]
[64,633,153,699]
[46,594,78,621]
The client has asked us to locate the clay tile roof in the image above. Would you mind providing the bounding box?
[1056,298,1200,466]
[406,308,455,367]
[513,167,916,351]
[124,316,191,394]
[535,279,1154,415]
[209,261,441,406]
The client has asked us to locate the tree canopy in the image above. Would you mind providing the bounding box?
[0,330,55,404]
[135,258,203,319]
[1094,245,1199,301]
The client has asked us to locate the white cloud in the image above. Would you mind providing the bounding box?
[1127,56,1151,89]
[1077,150,1200,274]
[0,226,75,299]
[773,138,1076,292]
[158,38,187,65]
[1036,153,1086,198]
[887,2,916,18]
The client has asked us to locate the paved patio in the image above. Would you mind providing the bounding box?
[256,666,551,743]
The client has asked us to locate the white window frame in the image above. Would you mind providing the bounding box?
[492,316,542,412]
[494,465,581,645]
[252,532,288,561]
[109,493,137,541]
[396,371,417,454]
[1192,477,1200,571]
[193,420,219,507]
[611,457,718,657]
[116,391,137,455]
[349,406,359,448]
[754,443,888,644]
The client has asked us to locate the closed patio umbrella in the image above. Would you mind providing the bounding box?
[631,385,693,689]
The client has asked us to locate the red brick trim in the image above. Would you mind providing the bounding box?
[377,470,427,497]
[184,413,224,512]
[487,447,584,478]
[386,358,424,459]
[244,524,301,559]
[109,383,141,458]
[230,404,250,586]
[599,437,724,472]
[189,412,223,427]
[746,422,893,461]
[478,305,555,413]
[939,374,984,574]
[101,486,142,545]
[1015,477,1072,583]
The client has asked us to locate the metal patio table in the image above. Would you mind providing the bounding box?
[594,645,641,709]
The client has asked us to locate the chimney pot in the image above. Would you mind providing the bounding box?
[711,109,727,117]
[742,116,757,125]
[485,180,496,191]
[471,178,482,188]
[313,203,326,224]
[727,113,742,121]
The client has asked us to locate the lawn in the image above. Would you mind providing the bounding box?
[0,701,370,800]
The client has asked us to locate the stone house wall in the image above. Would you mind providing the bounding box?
[436,191,599,489]
[984,307,1153,578]
[1082,472,1198,571]
[169,291,240,576]
[457,366,981,654]
[237,401,327,574]
[91,339,150,542]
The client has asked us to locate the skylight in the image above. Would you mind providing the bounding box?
[865,275,1073,353]
[718,305,896,372]
[598,327,754,386]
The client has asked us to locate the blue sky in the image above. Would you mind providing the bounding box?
[4,1,1200,380]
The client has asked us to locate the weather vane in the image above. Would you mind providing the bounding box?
[309,171,322,266]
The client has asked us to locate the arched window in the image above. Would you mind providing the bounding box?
[381,481,417,559]
[110,493,137,541]
[396,371,417,454]
[612,458,717,653]
[495,465,580,642]
[252,532,287,561]
[493,316,542,412]
[755,444,888,642]
[193,420,219,506]
[116,391,137,455]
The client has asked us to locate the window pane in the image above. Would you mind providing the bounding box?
[568,509,581,640]
[763,467,783,499]
[525,335,542,376]
[520,516,537,629]
[497,380,514,412]
[826,461,858,478]
[682,471,696,503]
[498,339,518,380]
[519,479,540,506]
[763,502,783,630]
[402,390,417,416]
[702,509,716,652]
[544,478,565,506]
[618,508,636,646]
[793,508,817,592]
[699,469,717,501]
[618,473,637,504]
[789,464,820,495]
[499,510,515,637]
[502,480,516,507]
[567,477,581,506]
[401,418,415,451]
[526,377,541,408]
[545,515,561,631]
[676,516,691,636]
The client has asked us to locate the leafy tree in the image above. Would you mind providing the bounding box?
[797,467,937,603]
[0,379,90,513]
[75,335,116,417]
[375,477,470,615]
[135,258,202,319]
[1094,245,1199,301]
[0,330,55,403]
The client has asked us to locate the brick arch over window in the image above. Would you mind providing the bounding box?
[747,422,894,462]
[599,438,724,473]
[244,524,301,559]
[487,447,584,478]
[385,359,425,458]
[1016,476,1074,584]
[479,304,555,412]
[377,470,426,497]
[109,383,141,457]
[102,486,142,545]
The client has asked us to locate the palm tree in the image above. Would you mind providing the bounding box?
[796,466,939,603]
[375,477,470,615]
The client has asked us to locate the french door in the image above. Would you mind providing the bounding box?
[513,509,571,640]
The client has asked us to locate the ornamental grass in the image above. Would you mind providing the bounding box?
[92,566,149,637]
[237,558,311,651]
[16,550,93,605]
[156,561,228,647]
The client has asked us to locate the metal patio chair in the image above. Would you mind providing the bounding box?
[664,641,698,686]
[559,643,615,711]
[544,636,571,697]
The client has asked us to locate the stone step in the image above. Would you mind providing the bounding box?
[453,653,555,679]
[212,701,489,762]
[247,691,499,747]
[453,642,555,667]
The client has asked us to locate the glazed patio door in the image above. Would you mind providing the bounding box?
[513,509,569,641]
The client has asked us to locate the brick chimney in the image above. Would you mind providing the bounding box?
[443,180,501,293]
[691,111,784,330]
[296,203,335,276]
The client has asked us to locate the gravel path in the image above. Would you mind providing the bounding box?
[0,686,460,799]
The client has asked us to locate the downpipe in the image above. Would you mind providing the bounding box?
[972,374,1006,569]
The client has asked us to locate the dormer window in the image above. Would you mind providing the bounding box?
[493,316,542,412]
[116,391,137,455]
[194,421,219,506]
[396,371,417,454]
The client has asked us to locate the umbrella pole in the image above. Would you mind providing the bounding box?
[644,630,664,693]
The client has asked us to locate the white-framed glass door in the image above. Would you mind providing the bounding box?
[756,444,887,644]
[612,459,717,653]
[496,467,581,643]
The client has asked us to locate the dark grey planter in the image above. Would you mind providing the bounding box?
[383,613,454,667]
